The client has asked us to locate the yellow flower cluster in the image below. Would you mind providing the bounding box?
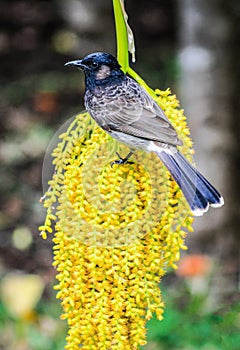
[39,89,194,349]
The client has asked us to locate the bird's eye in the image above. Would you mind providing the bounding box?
[91,61,98,68]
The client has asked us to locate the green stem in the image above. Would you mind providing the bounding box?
[112,0,129,72]
[127,67,157,99]
[113,0,158,100]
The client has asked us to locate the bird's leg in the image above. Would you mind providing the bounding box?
[111,150,135,166]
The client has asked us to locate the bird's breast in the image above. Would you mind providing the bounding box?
[85,84,121,110]
[84,90,104,110]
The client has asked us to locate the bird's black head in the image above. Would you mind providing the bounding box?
[65,52,125,90]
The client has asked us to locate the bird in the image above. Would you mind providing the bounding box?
[65,52,224,216]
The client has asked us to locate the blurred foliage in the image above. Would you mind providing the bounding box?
[0,291,67,350]
[145,295,240,350]
[0,279,239,350]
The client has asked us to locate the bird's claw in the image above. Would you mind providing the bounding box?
[111,158,134,167]
[111,151,134,167]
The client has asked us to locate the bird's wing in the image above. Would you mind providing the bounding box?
[91,77,182,146]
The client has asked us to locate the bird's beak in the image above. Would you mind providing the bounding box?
[64,60,86,70]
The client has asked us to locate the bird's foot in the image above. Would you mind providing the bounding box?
[111,151,134,167]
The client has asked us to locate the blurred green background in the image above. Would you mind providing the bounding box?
[0,1,239,349]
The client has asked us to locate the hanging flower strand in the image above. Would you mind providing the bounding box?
[39,1,196,349]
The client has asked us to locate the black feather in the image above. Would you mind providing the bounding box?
[157,150,223,215]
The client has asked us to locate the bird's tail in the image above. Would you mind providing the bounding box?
[156,150,224,216]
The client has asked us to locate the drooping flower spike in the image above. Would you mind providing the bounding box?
[39,89,194,349]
